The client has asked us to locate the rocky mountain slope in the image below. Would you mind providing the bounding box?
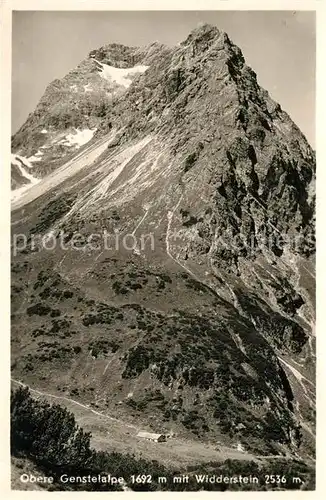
[11,24,315,465]
[11,42,166,186]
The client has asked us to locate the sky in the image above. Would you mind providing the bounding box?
[12,10,316,147]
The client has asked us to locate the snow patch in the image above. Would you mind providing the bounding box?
[11,154,40,200]
[94,59,149,88]
[27,156,42,163]
[11,135,113,211]
[84,84,93,93]
[27,149,44,163]
[11,154,34,170]
[11,154,23,169]
[61,128,97,147]
[41,129,48,134]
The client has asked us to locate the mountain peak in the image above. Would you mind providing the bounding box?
[181,22,222,46]
[88,43,137,68]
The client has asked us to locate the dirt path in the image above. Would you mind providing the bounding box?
[11,378,137,429]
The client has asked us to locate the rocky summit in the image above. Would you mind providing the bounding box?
[11,23,315,468]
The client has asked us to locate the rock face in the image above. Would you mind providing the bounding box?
[11,24,315,459]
